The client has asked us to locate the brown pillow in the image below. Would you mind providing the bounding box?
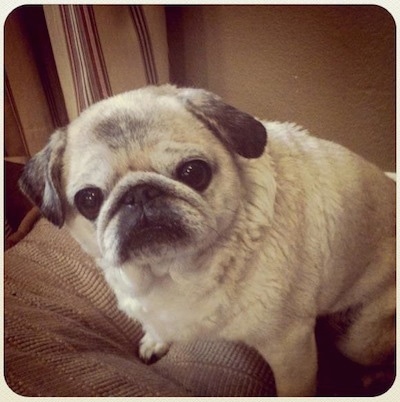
[4,219,275,397]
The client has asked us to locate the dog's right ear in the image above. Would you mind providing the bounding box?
[176,87,267,159]
[18,129,67,227]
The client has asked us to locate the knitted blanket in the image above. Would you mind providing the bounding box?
[4,219,275,397]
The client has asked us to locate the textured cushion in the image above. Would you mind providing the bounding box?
[4,219,275,397]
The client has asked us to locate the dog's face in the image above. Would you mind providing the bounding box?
[19,85,267,268]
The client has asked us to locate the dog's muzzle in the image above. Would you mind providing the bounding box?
[113,183,188,261]
[120,183,165,226]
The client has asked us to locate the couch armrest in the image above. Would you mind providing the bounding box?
[4,219,275,397]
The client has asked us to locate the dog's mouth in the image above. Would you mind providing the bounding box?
[98,178,217,264]
[115,201,189,262]
[126,219,187,248]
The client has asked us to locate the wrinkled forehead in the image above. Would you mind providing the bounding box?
[63,94,223,196]
[66,93,219,155]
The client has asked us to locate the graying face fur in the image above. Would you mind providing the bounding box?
[19,85,267,265]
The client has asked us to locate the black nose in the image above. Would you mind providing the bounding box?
[121,184,163,206]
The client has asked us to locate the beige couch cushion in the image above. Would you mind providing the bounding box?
[4,219,275,397]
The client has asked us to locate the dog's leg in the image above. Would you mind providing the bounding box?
[139,332,171,363]
[331,285,395,395]
[336,284,395,366]
[335,236,395,367]
[255,322,318,396]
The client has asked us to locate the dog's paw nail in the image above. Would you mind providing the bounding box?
[139,334,170,363]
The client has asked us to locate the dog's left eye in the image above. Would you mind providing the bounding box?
[74,187,104,220]
[176,159,212,192]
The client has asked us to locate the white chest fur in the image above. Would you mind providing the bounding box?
[98,255,229,343]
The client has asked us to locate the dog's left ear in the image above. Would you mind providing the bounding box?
[177,88,267,158]
[18,129,67,227]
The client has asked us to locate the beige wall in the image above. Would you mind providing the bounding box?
[167,5,395,171]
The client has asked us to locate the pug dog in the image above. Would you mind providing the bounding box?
[19,85,395,396]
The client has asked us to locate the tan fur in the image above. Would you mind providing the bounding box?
[19,85,395,396]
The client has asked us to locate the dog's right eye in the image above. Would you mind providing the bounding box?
[176,159,213,192]
[74,187,104,220]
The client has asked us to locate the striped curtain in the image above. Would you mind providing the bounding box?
[4,4,169,161]
[57,5,114,114]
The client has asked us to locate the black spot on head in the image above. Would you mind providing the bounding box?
[94,114,149,149]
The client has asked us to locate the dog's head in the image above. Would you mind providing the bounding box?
[19,85,268,266]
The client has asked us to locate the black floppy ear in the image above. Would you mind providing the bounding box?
[18,129,67,227]
[177,88,267,158]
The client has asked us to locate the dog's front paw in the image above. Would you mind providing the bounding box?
[139,333,170,364]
